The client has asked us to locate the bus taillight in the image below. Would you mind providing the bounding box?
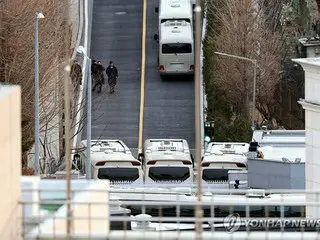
[96,161,106,166]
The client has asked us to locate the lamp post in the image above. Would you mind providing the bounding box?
[214,51,257,129]
[76,46,92,179]
[194,1,203,239]
[34,11,45,175]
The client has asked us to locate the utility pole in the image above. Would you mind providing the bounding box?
[34,11,45,175]
[63,1,72,235]
[194,0,203,238]
[63,63,73,236]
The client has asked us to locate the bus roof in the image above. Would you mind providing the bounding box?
[160,21,193,43]
[81,139,132,155]
[202,154,247,165]
[205,142,249,156]
[90,152,137,164]
[144,139,192,161]
[159,0,192,20]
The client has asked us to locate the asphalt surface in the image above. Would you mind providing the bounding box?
[143,1,195,149]
[82,0,142,148]
[84,0,195,151]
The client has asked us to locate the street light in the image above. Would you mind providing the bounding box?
[76,45,92,179]
[214,51,257,129]
[194,2,203,239]
[34,11,45,175]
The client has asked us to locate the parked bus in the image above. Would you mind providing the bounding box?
[200,142,249,187]
[155,0,194,26]
[139,139,194,184]
[75,139,143,184]
[154,20,194,75]
[112,189,306,219]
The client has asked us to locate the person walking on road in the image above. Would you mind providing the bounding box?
[91,59,98,91]
[92,60,105,93]
[95,61,106,93]
[70,60,82,90]
[106,61,118,94]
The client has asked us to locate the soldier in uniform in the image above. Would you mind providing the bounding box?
[92,60,105,93]
[106,61,118,94]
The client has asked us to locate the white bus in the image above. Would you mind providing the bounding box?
[111,189,306,218]
[154,20,194,75]
[155,0,194,25]
[75,139,143,184]
[200,142,249,186]
[139,139,194,184]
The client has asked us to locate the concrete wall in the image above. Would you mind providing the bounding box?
[247,159,305,189]
[27,180,110,237]
[293,58,320,218]
[0,85,22,240]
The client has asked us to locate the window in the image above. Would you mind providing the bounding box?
[160,18,191,23]
[148,167,190,181]
[98,168,139,182]
[202,205,305,219]
[202,169,229,181]
[162,43,192,54]
[265,205,305,218]
[125,203,305,219]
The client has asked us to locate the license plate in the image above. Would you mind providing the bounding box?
[170,63,184,69]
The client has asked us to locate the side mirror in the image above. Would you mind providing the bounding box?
[155,7,159,13]
[153,34,159,41]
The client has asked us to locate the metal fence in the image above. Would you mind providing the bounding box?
[20,185,320,239]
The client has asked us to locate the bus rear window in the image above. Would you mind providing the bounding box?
[149,167,190,182]
[202,169,229,181]
[98,168,139,182]
[160,18,191,23]
[162,43,192,54]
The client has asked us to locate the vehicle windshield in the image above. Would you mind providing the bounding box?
[202,169,230,181]
[98,168,139,182]
[162,43,192,54]
[148,166,190,182]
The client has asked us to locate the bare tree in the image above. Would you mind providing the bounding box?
[0,0,71,171]
[39,83,107,174]
[207,0,283,125]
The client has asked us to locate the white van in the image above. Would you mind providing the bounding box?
[156,0,194,25]
[200,142,249,187]
[154,20,194,75]
[139,139,194,184]
[75,139,143,184]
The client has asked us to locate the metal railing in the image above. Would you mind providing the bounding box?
[20,184,320,239]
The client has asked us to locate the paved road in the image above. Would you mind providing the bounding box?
[83,0,195,152]
[143,1,196,149]
[82,0,142,148]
